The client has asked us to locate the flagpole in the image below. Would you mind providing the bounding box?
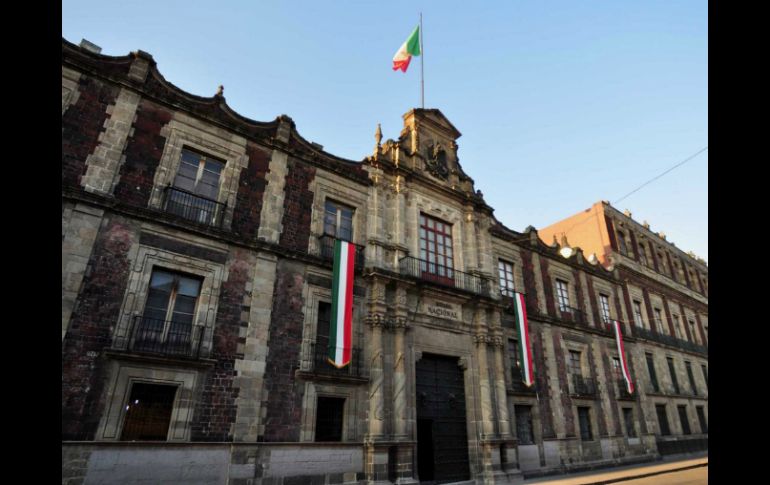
[420,12,424,109]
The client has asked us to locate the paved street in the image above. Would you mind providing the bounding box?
[522,456,708,485]
[621,466,706,485]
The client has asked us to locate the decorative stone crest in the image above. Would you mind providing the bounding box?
[424,140,449,180]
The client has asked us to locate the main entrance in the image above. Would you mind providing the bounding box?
[416,353,470,484]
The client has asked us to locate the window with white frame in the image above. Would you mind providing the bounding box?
[165,148,226,226]
[498,260,516,297]
[633,300,644,327]
[555,279,570,312]
[323,199,355,241]
[599,294,611,324]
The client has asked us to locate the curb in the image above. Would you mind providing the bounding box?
[574,461,707,485]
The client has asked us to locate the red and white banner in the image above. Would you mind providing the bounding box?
[610,320,634,394]
[513,292,535,387]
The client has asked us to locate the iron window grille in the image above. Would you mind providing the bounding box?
[164,148,226,227]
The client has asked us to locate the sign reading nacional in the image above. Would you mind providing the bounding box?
[422,299,462,321]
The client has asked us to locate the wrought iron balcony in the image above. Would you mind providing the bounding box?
[616,379,636,400]
[163,186,226,228]
[398,256,493,297]
[124,315,205,359]
[510,366,537,394]
[635,326,708,355]
[570,374,597,397]
[558,305,587,325]
[317,235,365,269]
[302,342,365,379]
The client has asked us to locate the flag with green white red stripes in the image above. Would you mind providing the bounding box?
[328,239,356,368]
[512,292,535,387]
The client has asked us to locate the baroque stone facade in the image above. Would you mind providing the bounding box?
[62,39,707,485]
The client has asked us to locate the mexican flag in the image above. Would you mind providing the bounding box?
[610,320,635,394]
[328,239,356,368]
[392,25,421,72]
[512,292,535,387]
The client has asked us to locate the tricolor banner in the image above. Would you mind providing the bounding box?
[610,320,634,394]
[392,25,421,72]
[328,239,356,368]
[512,292,535,387]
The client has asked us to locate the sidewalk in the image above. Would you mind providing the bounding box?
[522,453,708,485]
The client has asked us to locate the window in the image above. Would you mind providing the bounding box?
[599,294,611,324]
[555,279,570,312]
[617,231,628,255]
[685,361,698,396]
[646,353,660,392]
[611,357,623,381]
[419,214,454,279]
[701,365,708,390]
[578,407,593,441]
[677,405,691,435]
[667,357,680,394]
[498,260,516,297]
[622,408,636,437]
[657,251,669,276]
[324,199,354,241]
[515,405,534,445]
[315,397,345,442]
[314,302,333,368]
[508,339,520,371]
[633,301,644,328]
[672,314,683,340]
[568,350,582,376]
[653,308,665,334]
[121,383,178,441]
[135,269,202,355]
[696,406,708,433]
[688,319,699,344]
[166,148,225,225]
[656,404,670,436]
[638,242,649,266]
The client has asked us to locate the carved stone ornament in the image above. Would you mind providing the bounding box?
[424,141,449,180]
[458,356,469,371]
[473,333,489,345]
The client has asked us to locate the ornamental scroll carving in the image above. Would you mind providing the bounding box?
[424,141,449,180]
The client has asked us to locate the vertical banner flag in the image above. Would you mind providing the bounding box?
[392,25,421,72]
[328,239,356,368]
[512,292,535,387]
[611,320,635,393]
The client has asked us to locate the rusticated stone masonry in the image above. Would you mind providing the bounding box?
[62,217,137,440]
[260,260,307,441]
[62,76,118,188]
[190,248,253,441]
[279,159,316,252]
[113,99,173,207]
[231,142,271,239]
[551,331,574,437]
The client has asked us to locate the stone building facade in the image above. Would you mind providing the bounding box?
[62,39,707,485]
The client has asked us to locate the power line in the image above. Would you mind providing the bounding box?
[614,146,708,205]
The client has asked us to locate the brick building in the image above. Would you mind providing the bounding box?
[62,38,707,485]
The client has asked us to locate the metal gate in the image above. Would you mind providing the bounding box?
[416,353,470,484]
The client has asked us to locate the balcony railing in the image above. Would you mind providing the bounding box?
[302,342,365,378]
[616,379,636,400]
[570,375,597,397]
[558,305,587,325]
[125,315,205,359]
[635,326,708,355]
[510,367,537,394]
[317,235,365,269]
[163,186,226,228]
[398,256,493,297]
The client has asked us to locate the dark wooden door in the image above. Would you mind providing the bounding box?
[416,354,470,484]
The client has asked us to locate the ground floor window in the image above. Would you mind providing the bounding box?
[514,405,534,445]
[577,407,593,441]
[121,383,178,441]
[677,405,691,435]
[622,407,636,437]
[656,404,670,436]
[315,396,345,442]
[696,406,708,433]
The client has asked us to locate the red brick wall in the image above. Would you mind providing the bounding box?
[231,142,271,239]
[279,159,315,252]
[62,77,118,188]
[539,258,557,317]
[113,99,173,207]
[61,217,136,440]
[551,332,575,437]
[260,260,307,441]
[531,329,555,439]
[519,249,541,314]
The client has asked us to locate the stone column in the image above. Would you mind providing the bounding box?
[463,209,479,270]
[364,277,389,485]
[491,326,511,438]
[393,285,409,439]
[257,117,292,244]
[474,307,495,439]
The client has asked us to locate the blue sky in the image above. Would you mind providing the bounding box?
[63,0,707,261]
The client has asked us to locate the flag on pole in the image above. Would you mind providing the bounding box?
[328,239,356,368]
[610,320,635,394]
[392,25,421,72]
[512,292,535,387]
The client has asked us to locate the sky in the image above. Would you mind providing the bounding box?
[62,0,708,262]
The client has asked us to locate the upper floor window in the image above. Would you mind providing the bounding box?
[688,319,699,344]
[508,339,520,370]
[419,214,454,275]
[555,279,570,312]
[653,308,665,334]
[657,251,669,276]
[568,350,582,376]
[599,294,611,324]
[611,357,623,381]
[616,231,628,255]
[324,199,354,241]
[633,300,644,327]
[498,260,516,297]
[638,242,649,266]
[672,314,683,340]
[135,269,202,355]
[166,148,226,226]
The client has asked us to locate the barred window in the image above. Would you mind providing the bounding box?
[166,148,225,225]
[498,260,516,297]
[555,279,570,312]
